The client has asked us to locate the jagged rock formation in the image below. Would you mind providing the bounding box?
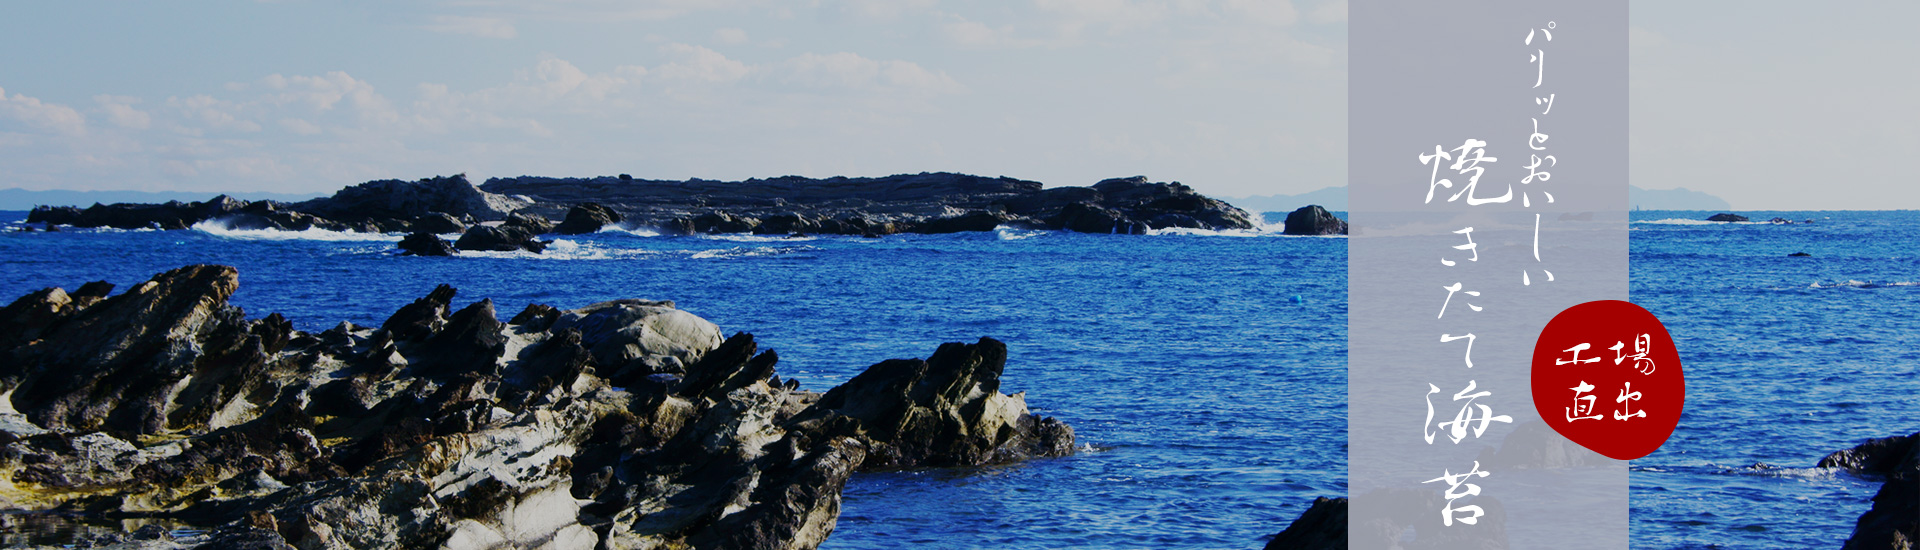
[398,232,458,257]
[484,172,1255,235]
[1821,432,1919,550]
[553,203,623,235]
[0,266,1073,548]
[290,174,528,224]
[1281,205,1348,236]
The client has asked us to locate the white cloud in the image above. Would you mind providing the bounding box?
[940,17,1049,49]
[0,86,88,136]
[1307,0,1345,24]
[255,72,384,111]
[1034,0,1169,35]
[423,15,519,38]
[1220,0,1298,26]
[777,52,961,93]
[825,0,936,19]
[279,118,323,135]
[653,44,751,83]
[95,95,151,130]
[167,95,264,134]
[714,27,748,44]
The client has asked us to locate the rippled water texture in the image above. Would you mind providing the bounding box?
[1628,211,1919,549]
[0,217,1349,549]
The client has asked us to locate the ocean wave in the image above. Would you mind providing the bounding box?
[192,220,406,242]
[689,245,815,260]
[447,239,654,260]
[994,226,1047,240]
[596,225,661,237]
[698,233,818,243]
[1809,280,1920,289]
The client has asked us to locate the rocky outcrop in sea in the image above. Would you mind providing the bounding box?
[1281,205,1347,236]
[0,265,1073,549]
[1820,431,1918,550]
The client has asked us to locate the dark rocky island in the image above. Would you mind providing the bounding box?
[0,266,1073,548]
[23,172,1284,252]
[1706,213,1750,222]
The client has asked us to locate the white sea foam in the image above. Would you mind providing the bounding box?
[994,226,1046,240]
[1810,280,1919,289]
[689,246,810,259]
[699,233,816,243]
[595,225,661,237]
[451,239,653,260]
[191,219,406,242]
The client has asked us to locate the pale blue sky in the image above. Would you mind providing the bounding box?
[0,1,1914,209]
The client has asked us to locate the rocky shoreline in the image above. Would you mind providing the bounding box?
[0,265,1073,549]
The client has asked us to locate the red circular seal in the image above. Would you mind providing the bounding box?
[1530,300,1685,460]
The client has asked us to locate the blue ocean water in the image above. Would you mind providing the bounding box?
[1626,211,1919,550]
[0,216,1348,549]
[0,210,1912,549]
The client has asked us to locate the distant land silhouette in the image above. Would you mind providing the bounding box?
[4,183,1731,213]
[0,188,325,211]
[1226,185,1730,212]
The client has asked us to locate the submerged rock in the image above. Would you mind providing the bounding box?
[0,266,1073,549]
[1282,205,1348,236]
[1821,432,1919,550]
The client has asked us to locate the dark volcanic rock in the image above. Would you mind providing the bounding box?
[0,266,1072,549]
[1264,497,1347,550]
[482,172,1254,236]
[3,265,243,436]
[454,224,548,253]
[505,210,556,234]
[1821,432,1920,550]
[786,337,1075,469]
[1050,202,1142,234]
[1283,205,1348,236]
[395,232,456,256]
[1707,213,1749,222]
[410,212,467,234]
[554,202,623,235]
[24,171,1257,239]
[28,195,251,230]
[913,211,1024,234]
[291,174,528,223]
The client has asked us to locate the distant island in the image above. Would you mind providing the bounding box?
[1225,185,1732,212]
[17,173,1351,253]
